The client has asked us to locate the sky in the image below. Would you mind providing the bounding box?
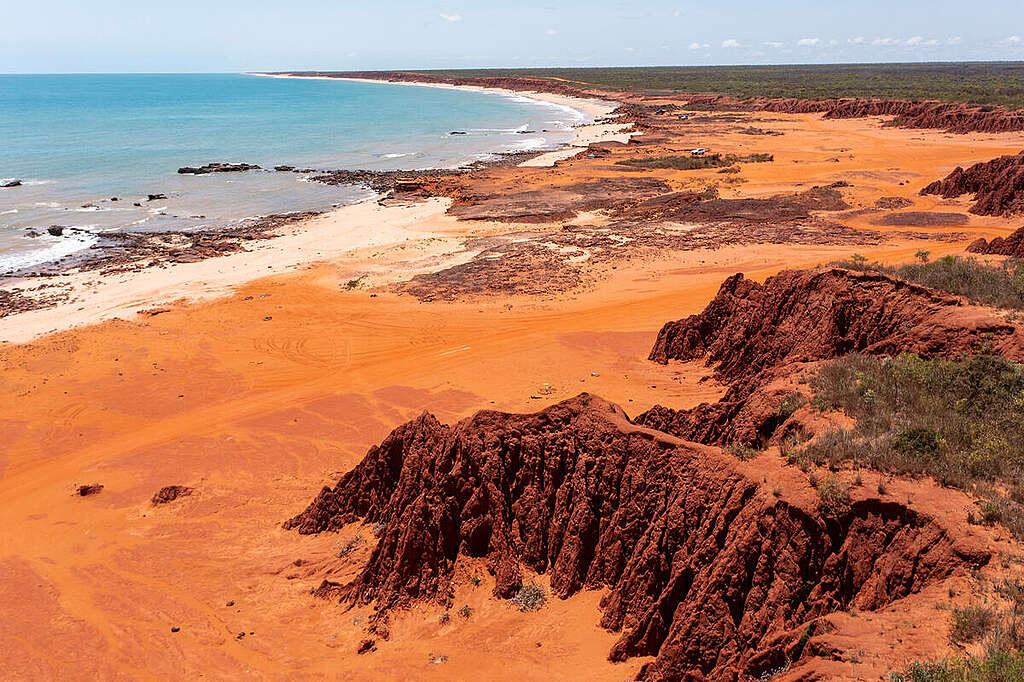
[2,0,1023,73]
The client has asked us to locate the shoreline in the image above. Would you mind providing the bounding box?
[0,81,630,344]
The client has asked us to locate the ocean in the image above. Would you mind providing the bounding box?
[0,73,587,274]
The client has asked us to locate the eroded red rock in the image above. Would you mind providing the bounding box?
[641,268,1024,446]
[286,394,989,680]
[921,151,1024,216]
[965,225,1024,256]
[151,485,193,505]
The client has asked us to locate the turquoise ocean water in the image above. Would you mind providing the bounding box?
[0,73,586,273]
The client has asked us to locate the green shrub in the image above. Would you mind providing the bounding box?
[950,605,997,644]
[802,353,1024,538]
[816,475,852,513]
[615,152,773,171]
[512,583,547,612]
[832,256,1024,310]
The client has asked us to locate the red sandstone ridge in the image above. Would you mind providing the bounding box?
[640,268,1024,446]
[921,151,1024,217]
[286,394,990,681]
[681,95,1024,134]
[966,225,1024,256]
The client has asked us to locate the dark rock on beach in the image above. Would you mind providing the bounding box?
[1,179,22,188]
[177,162,261,175]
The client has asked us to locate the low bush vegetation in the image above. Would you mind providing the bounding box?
[420,63,1024,109]
[512,583,547,612]
[616,152,773,171]
[889,651,1024,681]
[891,599,1024,680]
[833,255,1024,310]
[737,126,783,136]
[797,353,1024,538]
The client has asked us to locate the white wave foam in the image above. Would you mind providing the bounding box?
[381,152,412,159]
[34,201,62,209]
[508,137,552,152]
[0,229,99,274]
[0,209,18,215]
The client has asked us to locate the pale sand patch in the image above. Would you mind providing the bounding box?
[0,197,473,344]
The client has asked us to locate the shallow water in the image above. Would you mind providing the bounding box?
[0,73,585,273]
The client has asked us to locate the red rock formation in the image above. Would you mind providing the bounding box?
[641,268,1024,445]
[966,226,1024,256]
[921,152,1024,217]
[684,95,1024,134]
[648,268,1023,383]
[151,485,193,505]
[286,394,989,680]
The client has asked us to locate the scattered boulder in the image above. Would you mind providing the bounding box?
[76,484,104,496]
[1,179,22,188]
[151,485,193,505]
[47,226,64,237]
[147,194,166,201]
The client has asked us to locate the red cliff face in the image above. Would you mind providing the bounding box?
[921,152,1024,217]
[286,394,989,681]
[966,226,1024,257]
[683,95,1024,134]
[640,268,1024,446]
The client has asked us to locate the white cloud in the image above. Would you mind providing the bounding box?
[545,28,557,36]
[905,36,939,47]
[689,42,710,50]
[947,36,962,45]
[673,10,681,17]
[828,39,839,47]
[1003,35,1022,45]
[849,36,865,45]
[764,41,786,49]
[872,37,901,46]
[722,39,741,48]
[439,13,462,22]
[797,37,820,47]
[624,46,635,52]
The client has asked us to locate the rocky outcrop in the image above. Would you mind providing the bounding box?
[648,268,1023,383]
[966,226,1024,257]
[447,178,671,222]
[682,95,1024,134]
[1,179,22,188]
[286,394,989,680]
[615,185,849,224]
[920,152,1024,217]
[151,485,193,505]
[641,268,1024,446]
[177,162,261,174]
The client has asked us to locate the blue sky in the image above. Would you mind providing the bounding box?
[2,0,1022,73]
